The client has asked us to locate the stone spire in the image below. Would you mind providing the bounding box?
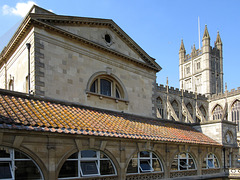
[179,39,186,52]
[215,31,222,45]
[203,25,210,39]
[179,39,186,64]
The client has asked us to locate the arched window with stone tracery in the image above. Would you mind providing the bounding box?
[171,100,179,120]
[156,97,164,118]
[186,103,193,118]
[212,105,223,120]
[232,100,240,132]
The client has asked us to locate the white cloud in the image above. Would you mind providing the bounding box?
[2,1,37,17]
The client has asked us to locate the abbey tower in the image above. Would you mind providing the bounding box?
[179,25,223,96]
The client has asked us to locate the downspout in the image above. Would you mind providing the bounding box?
[26,43,31,94]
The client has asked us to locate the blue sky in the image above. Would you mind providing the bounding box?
[0,0,240,91]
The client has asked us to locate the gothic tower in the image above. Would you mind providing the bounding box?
[179,25,223,96]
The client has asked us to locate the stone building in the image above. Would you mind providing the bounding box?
[0,5,239,180]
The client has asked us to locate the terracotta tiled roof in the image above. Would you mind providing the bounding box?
[0,89,220,146]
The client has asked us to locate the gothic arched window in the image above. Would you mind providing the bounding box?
[212,105,223,120]
[171,100,179,119]
[200,105,207,119]
[156,97,164,118]
[232,100,240,131]
[186,103,193,118]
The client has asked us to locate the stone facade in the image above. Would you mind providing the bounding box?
[0,4,240,180]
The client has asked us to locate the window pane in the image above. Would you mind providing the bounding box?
[188,159,195,169]
[100,79,111,96]
[127,159,138,174]
[140,151,150,158]
[15,161,42,180]
[152,159,162,172]
[15,151,29,159]
[68,152,78,159]
[59,160,78,178]
[179,159,187,170]
[100,152,108,159]
[0,149,10,158]
[80,161,99,176]
[208,159,214,168]
[116,88,120,98]
[140,160,152,172]
[90,80,97,93]
[214,159,219,168]
[0,162,12,179]
[81,150,97,158]
[100,160,115,175]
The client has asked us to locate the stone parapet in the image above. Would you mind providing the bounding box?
[209,87,240,101]
[156,84,207,100]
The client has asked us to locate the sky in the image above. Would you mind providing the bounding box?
[0,0,240,91]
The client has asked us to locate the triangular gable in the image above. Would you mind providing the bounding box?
[30,11,161,71]
[0,5,161,72]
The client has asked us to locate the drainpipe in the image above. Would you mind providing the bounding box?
[26,43,31,94]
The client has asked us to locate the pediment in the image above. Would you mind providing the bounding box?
[0,5,161,72]
[55,24,147,63]
[29,6,161,71]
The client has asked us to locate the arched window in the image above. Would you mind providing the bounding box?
[171,100,179,119]
[171,152,196,171]
[212,105,223,120]
[58,150,116,179]
[186,103,193,118]
[156,97,164,118]
[88,74,125,100]
[232,100,240,132]
[127,151,163,174]
[200,105,207,119]
[0,147,43,180]
[202,153,220,169]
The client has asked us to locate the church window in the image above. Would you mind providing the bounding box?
[202,153,219,169]
[171,152,196,171]
[212,105,223,120]
[0,147,43,180]
[59,150,116,178]
[171,100,179,119]
[232,100,240,131]
[127,151,163,174]
[89,75,124,99]
[200,105,207,119]
[186,103,193,118]
[156,97,164,118]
